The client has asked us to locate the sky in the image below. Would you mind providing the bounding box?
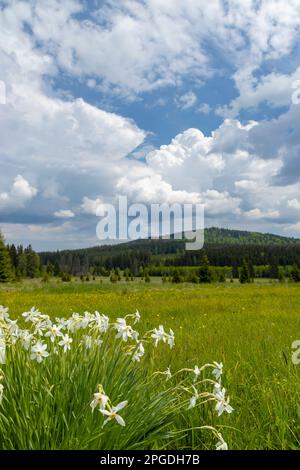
[1,0,300,250]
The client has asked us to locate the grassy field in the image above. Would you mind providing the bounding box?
[1,278,300,450]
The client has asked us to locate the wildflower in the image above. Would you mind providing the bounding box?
[115,318,136,342]
[22,307,41,323]
[212,362,223,381]
[151,325,166,347]
[90,385,109,411]
[194,365,200,381]
[0,306,9,322]
[100,400,128,427]
[189,385,198,409]
[93,311,109,332]
[133,309,140,324]
[83,335,92,349]
[30,341,49,363]
[45,324,63,342]
[0,330,5,364]
[215,387,234,416]
[0,383,3,404]
[167,329,175,349]
[216,433,228,450]
[132,342,144,362]
[19,330,33,350]
[58,334,73,352]
[165,367,172,381]
[94,338,103,347]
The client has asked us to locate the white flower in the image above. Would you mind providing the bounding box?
[83,335,92,349]
[45,324,63,342]
[189,385,198,409]
[132,342,144,362]
[165,367,172,381]
[100,400,128,427]
[0,331,5,364]
[215,387,234,416]
[133,310,140,324]
[22,307,41,323]
[167,329,175,349]
[194,365,200,381]
[19,330,33,350]
[58,334,73,352]
[90,386,109,411]
[30,341,49,363]
[94,338,103,347]
[216,433,228,450]
[0,383,3,404]
[6,319,19,335]
[151,325,166,347]
[115,318,135,342]
[212,362,223,381]
[0,306,9,322]
[93,312,109,332]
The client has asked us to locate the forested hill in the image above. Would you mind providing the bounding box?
[38,227,300,274]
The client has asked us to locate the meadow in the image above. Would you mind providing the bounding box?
[0,278,300,450]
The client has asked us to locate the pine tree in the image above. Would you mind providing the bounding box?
[198,255,212,283]
[239,258,251,284]
[0,232,13,282]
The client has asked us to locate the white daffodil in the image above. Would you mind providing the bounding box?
[83,335,92,349]
[0,329,5,364]
[189,385,198,409]
[45,324,63,342]
[215,387,234,416]
[93,312,109,332]
[132,342,144,362]
[30,341,49,363]
[151,325,166,347]
[0,306,9,321]
[100,400,128,427]
[133,310,140,324]
[0,383,3,404]
[212,362,223,381]
[19,330,32,351]
[58,334,73,352]
[194,366,200,381]
[165,367,172,381]
[6,319,19,335]
[167,329,175,349]
[115,318,135,342]
[22,307,41,323]
[216,433,228,450]
[90,385,109,411]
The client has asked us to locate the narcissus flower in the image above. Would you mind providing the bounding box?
[30,341,49,363]
[58,334,73,352]
[90,385,109,411]
[216,433,228,450]
[215,387,234,416]
[100,400,128,427]
[212,362,223,381]
[45,324,63,342]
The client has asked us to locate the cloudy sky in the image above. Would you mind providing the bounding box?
[1,0,300,250]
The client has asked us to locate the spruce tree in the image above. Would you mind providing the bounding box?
[0,232,13,282]
[198,255,212,283]
[239,258,251,284]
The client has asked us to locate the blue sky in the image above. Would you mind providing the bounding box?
[1,0,300,250]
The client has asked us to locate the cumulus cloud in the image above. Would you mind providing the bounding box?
[53,210,75,218]
[0,175,37,209]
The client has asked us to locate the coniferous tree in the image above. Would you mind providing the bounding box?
[239,258,251,284]
[198,255,212,283]
[0,232,13,282]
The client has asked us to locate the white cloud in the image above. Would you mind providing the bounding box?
[0,175,37,209]
[198,103,211,115]
[175,91,197,110]
[288,198,300,210]
[53,210,75,218]
[81,197,104,215]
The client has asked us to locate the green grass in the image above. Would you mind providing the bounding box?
[1,278,300,449]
